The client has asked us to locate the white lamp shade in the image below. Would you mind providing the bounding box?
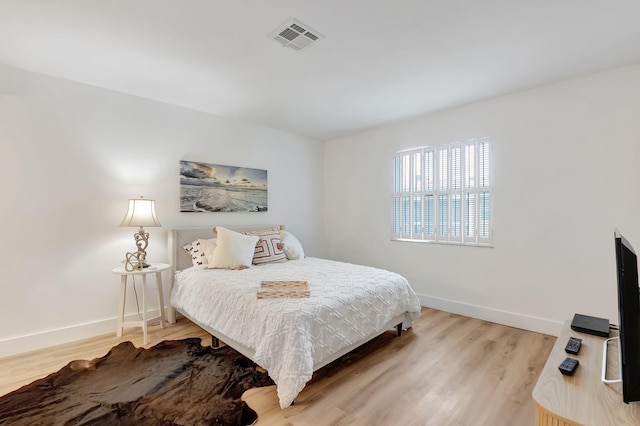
[120,197,161,227]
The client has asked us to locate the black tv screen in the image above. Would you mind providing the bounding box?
[614,229,640,403]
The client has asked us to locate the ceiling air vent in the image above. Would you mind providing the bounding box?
[270,19,324,52]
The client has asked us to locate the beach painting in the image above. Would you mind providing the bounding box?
[180,160,268,212]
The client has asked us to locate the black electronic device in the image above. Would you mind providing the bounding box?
[558,357,579,376]
[570,313,610,337]
[565,337,582,355]
[614,230,640,403]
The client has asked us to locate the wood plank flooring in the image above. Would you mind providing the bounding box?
[0,308,554,425]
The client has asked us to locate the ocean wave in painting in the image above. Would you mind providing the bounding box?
[180,185,268,212]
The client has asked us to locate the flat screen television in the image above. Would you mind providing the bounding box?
[614,229,640,403]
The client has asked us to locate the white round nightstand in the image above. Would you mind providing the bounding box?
[112,263,170,345]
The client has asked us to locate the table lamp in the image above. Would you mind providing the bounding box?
[120,196,161,271]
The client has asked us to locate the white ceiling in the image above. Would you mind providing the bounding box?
[1,0,640,141]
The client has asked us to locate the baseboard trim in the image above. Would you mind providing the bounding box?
[417,293,563,337]
[0,309,164,358]
[1,297,562,358]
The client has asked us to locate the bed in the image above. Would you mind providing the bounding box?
[167,225,422,408]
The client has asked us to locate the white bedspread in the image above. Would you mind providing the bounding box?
[171,257,421,408]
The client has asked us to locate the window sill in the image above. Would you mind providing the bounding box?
[390,238,494,248]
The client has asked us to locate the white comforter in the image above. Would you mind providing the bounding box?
[171,257,421,408]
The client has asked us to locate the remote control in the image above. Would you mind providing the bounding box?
[565,337,582,355]
[558,357,579,376]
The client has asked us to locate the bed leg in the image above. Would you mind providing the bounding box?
[212,335,220,348]
[396,323,403,337]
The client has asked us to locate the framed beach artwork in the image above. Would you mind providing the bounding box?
[180,160,268,212]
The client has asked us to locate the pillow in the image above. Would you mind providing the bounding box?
[280,230,305,260]
[198,238,217,264]
[183,238,217,266]
[209,226,260,270]
[243,228,287,265]
[183,240,208,266]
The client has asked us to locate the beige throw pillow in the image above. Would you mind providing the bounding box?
[209,226,260,270]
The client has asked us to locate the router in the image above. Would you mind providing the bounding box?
[570,313,610,337]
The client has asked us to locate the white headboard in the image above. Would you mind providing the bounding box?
[166,225,284,322]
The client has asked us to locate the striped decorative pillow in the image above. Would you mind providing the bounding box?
[243,228,287,265]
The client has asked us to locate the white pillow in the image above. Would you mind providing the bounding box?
[280,230,305,260]
[209,227,260,270]
[183,240,208,266]
[183,238,217,266]
[198,238,217,264]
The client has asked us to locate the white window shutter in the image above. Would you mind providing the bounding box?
[392,139,492,246]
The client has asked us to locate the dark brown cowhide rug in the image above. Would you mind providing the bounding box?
[0,338,274,426]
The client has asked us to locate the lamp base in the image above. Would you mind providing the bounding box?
[124,226,153,272]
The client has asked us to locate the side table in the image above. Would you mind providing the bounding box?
[112,263,170,345]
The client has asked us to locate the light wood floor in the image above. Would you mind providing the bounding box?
[0,308,554,425]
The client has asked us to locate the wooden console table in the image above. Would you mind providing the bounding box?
[533,320,640,425]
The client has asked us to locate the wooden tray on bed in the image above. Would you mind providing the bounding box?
[257,281,310,298]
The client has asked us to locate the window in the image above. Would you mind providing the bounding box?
[392,138,492,245]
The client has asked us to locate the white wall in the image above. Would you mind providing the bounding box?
[3,61,640,357]
[0,64,325,356]
[324,64,640,336]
